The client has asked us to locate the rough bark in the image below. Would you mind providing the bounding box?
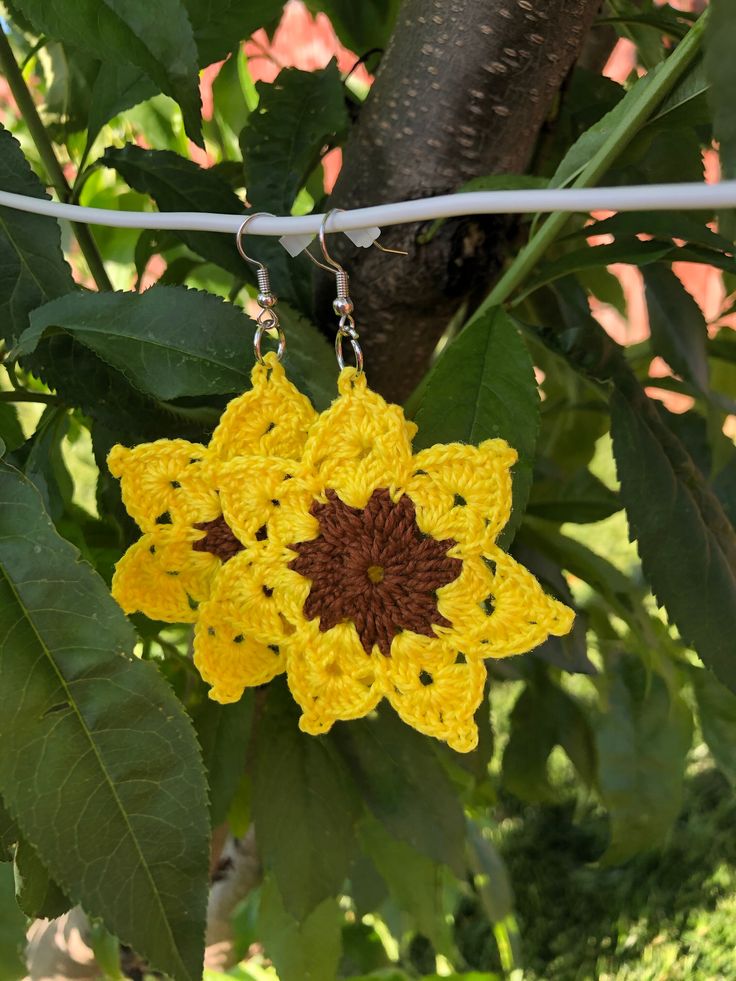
[321,0,603,401]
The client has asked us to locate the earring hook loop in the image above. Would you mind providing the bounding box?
[318,207,346,271]
[236,212,275,270]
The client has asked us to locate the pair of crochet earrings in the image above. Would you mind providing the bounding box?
[109,212,573,752]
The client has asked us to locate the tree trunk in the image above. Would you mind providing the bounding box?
[321,0,604,401]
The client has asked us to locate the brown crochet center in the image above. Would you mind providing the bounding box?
[289,488,462,656]
[193,515,244,562]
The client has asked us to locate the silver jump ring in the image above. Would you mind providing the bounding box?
[256,308,277,329]
[335,313,363,373]
[335,333,363,373]
[254,314,286,364]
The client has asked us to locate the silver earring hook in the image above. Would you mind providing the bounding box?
[303,209,363,374]
[304,208,409,269]
[318,207,346,270]
[373,240,409,256]
[235,213,285,364]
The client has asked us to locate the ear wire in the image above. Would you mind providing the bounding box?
[236,213,286,363]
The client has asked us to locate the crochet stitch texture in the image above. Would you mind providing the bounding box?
[108,354,573,752]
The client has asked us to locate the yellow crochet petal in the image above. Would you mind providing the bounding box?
[196,547,301,647]
[267,475,320,547]
[193,549,291,702]
[383,633,486,753]
[218,455,300,548]
[406,440,517,552]
[435,552,494,643]
[475,547,575,657]
[111,531,218,623]
[287,620,384,736]
[299,368,416,509]
[194,622,285,704]
[108,439,208,533]
[209,353,317,462]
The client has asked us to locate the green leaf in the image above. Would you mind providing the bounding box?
[410,307,540,546]
[0,405,25,455]
[16,286,252,400]
[252,682,359,920]
[576,265,627,316]
[503,680,596,801]
[642,265,709,392]
[278,303,339,412]
[303,0,401,53]
[13,836,70,920]
[338,973,411,981]
[520,521,634,604]
[86,63,157,154]
[101,145,245,277]
[521,240,674,298]
[331,705,466,875]
[511,540,594,676]
[571,211,732,253]
[705,0,736,235]
[259,877,342,981]
[87,919,126,979]
[549,71,651,187]
[17,288,338,417]
[527,466,621,524]
[443,690,495,784]
[184,0,285,65]
[38,41,99,136]
[211,47,255,145]
[0,462,210,981]
[691,666,736,786]
[610,389,736,693]
[340,921,392,976]
[660,403,736,517]
[466,820,513,924]
[25,333,219,446]
[0,125,74,346]
[501,686,556,802]
[193,694,253,827]
[347,853,388,918]
[599,9,690,39]
[0,863,25,981]
[21,406,74,523]
[12,0,204,145]
[241,62,349,214]
[648,56,710,128]
[359,818,455,956]
[596,656,693,863]
[0,798,18,861]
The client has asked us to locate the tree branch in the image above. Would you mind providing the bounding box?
[322,0,603,401]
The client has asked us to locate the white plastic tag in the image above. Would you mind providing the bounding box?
[278,225,382,257]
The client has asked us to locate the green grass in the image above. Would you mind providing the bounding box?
[457,753,736,980]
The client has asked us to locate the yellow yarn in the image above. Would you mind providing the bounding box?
[109,354,574,752]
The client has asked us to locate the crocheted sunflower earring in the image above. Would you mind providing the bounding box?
[108,212,574,752]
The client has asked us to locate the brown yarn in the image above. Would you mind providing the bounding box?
[289,488,461,656]
[193,515,244,562]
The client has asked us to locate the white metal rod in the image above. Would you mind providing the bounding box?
[1,181,736,236]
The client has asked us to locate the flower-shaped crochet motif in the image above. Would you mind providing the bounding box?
[109,354,573,752]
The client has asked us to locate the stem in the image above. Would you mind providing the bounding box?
[0,390,60,405]
[470,9,709,319]
[0,30,113,291]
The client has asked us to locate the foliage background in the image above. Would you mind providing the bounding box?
[0,0,735,979]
